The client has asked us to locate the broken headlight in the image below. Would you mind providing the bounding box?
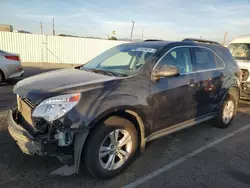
[32,93,81,122]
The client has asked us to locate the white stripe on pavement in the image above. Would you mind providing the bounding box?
[0,110,7,117]
[123,123,250,188]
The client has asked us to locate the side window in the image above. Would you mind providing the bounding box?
[214,55,224,68]
[157,47,193,74]
[193,48,224,71]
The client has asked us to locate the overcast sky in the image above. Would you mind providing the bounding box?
[1,0,250,43]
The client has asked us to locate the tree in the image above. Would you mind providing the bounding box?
[108,36,117,40]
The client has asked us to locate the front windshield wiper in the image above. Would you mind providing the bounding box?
[86,69,117,76]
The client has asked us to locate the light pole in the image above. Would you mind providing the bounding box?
[53,18,55,36]
[222,32,228,45]
[142,28,144,40]
[130,21,135,41]
[40,22,43,34]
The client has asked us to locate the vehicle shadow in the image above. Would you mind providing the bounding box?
[0,78,21,87]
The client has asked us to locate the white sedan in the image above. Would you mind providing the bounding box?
[0,50,24,83]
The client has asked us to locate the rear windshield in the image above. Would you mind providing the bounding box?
[0,50,6,53]
[228,43,250,60]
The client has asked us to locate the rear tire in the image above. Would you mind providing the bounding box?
[213,95,237,128]
[83,116,138,179]
[0,71,4,84]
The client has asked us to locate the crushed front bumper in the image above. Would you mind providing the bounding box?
[7,109,90,176]
[7,109,41,155]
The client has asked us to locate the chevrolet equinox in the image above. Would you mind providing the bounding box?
[7,38,241,179]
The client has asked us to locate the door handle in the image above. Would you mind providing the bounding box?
[189,79,197,87]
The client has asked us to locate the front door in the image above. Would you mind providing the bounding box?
[151,47,199,132]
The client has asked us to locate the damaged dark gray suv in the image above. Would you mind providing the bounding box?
[7,38,241,179]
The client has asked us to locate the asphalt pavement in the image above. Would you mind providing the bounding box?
[1,65,250,188]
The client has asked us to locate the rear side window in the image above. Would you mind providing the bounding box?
[214,55,224,68]
[193,47,224,71]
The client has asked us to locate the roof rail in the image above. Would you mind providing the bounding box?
[144,39,163,42]
[182,38,221,45]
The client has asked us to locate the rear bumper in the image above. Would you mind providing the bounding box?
[7,109,41,155]
[8,70,24,79]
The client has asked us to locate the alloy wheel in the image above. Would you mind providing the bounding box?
[222,100,235,124]
[99,129,133,170]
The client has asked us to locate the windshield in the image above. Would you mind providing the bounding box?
[82,45,159,76]
[228,43,250,60]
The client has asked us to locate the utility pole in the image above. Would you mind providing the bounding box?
[40,22,43,34]
[130,21,135,41]
[53,18,55,36]
[142,28,144,40]
[222,32,228,45]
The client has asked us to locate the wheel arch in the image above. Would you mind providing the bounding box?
[228,86,240,100]
[87,107,147,152]
[0,69,6,80]
[220,86,240,110]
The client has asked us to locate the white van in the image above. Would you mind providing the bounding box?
[228,35,250,98]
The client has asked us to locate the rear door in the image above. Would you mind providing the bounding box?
[191,47,225,116]
[151,47,199,132]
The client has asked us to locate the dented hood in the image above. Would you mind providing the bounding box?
[14,68,116,104]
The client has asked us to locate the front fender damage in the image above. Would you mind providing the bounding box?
[50,129,89,176]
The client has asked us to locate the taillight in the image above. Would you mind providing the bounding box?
[4,56,20,61]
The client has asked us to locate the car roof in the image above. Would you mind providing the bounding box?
[119,41,172,49]
[119,40,224,51]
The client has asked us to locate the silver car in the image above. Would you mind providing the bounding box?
[0,50,24,83]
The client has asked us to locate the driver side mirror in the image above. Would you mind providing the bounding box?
[152,65,180,80]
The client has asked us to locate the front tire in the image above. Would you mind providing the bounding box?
[84,116,138,179]
[214,95,237,128]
